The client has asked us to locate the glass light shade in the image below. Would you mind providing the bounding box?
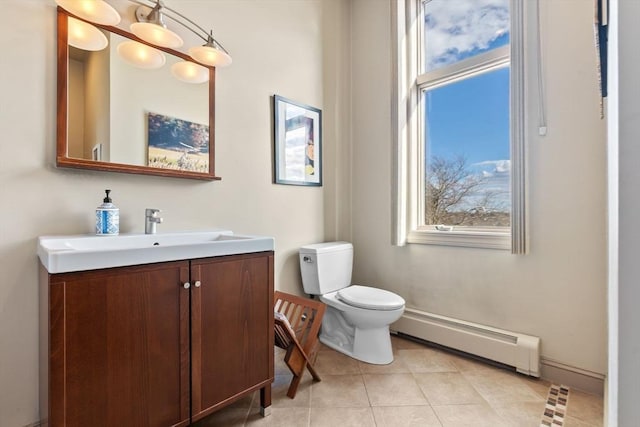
[67,17,108,51]
[116,41,166,69]
[188,45,233,67]
[130,22,183,49]
[171,61,209,84]
[56,0,120,26]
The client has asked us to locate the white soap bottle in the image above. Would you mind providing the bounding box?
[96,189,119,235]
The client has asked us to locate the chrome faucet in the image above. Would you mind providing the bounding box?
[145,208,163,234]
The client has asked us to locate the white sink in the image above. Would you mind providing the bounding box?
[38,230,275,273]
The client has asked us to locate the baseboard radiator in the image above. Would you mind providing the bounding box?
[393,308,541,377]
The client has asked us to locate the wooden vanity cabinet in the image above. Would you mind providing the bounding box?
[190,253,274,422]
[42,252,274,427]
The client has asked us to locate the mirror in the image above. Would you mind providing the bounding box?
[57,8,219,180]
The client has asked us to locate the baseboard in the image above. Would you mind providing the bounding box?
[541,357,605,396]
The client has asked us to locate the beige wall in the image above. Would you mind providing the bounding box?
[67,58,85,158]
[349,0,607,384]
[0,1,338,425]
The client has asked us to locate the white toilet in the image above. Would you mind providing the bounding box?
[299,242,405,365]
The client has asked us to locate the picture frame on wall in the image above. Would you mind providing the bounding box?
[273,95,322,186]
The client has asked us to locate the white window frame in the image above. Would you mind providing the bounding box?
[392,0,526,253]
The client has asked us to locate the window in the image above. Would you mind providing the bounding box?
[393,0,526,252]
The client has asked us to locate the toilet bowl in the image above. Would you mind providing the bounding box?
[299,242,405,365]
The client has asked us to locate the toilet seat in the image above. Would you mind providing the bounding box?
[336,285,405,311]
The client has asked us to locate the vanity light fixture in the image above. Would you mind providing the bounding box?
[116,40,166,69]
[67,16,108,51]
[131,1,183,49]
[132,0,232,67]
[188,31,233,68]
[170,61,209,84]
[57,0,233,68]
[55,0,120,26]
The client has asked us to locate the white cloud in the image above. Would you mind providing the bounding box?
[473,159,510,174]
[425,0,509,70]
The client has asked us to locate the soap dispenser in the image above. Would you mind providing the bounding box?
[96,189,119,235]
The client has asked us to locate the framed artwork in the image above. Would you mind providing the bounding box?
[273,95,322,186]
[147,112,209,173]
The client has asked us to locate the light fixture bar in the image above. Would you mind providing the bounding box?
[128,0,231,58]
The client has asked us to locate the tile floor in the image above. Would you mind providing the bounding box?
[193,335,604,427]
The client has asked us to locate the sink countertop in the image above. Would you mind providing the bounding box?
[38,230,275,274]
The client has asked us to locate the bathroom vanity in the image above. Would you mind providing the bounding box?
[38,231,274,426]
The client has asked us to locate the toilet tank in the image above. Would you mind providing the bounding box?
[299,242,353,295]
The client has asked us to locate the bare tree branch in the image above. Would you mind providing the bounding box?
[425,155,509,227]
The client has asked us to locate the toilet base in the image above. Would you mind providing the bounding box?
[319,307,394,365]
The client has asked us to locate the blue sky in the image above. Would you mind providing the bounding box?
[423,0,511,211]
[425,67,509,165]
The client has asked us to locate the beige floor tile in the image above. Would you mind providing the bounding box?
[397,348,459,373]
[310,407,376,427]
[197,336,605,426]
[432,403,509,427]
[269,374,313,408]
[192,407,248,427]
[391,335,429,351]
[492,401,548,427]
[314,348,362,375]
[448,353,501,373]
[564,415,602,427]
[414,372,485,405]
[372,405,443,427]
[310,374,370,408]
[521,376,553,400]
[362,373,428,406]
[245,407,311,427]
[461,368,543,405]
[358,356,411,374]
[566,389,604,426]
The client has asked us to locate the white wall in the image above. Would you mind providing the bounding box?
[0,1,337,425]
[348,0,607,387]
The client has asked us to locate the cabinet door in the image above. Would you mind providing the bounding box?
[49,262,191,427]
[191,252,274,420]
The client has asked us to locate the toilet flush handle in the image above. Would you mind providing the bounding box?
[303,256,313,263]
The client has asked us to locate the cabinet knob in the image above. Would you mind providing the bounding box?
[194,280,201,288]
[183,282,191,289]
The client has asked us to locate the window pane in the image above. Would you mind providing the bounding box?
[424,67,510,227]
[424,0,510,72]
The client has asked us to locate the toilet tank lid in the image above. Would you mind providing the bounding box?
[300,241,353,254]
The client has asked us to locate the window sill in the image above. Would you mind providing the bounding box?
[407,228,511,250]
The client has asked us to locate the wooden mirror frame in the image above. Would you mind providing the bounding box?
[56,7,220,180]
